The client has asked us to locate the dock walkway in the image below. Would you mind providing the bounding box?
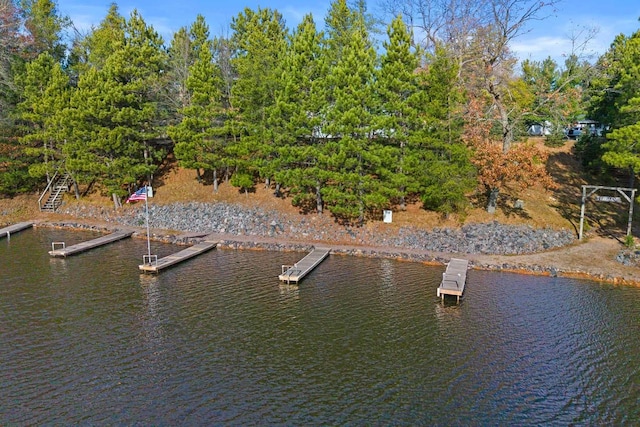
[138,236,218,273]
[0,221,34,239]
[49,230,134,257]
[437,258,469,302]
[279,247,330,284]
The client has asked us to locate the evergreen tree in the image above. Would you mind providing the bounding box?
[164,26,191,123]
[1,0,30,128]
[269,14,326,212]
[324,0,358,65]
[0,0,31,195]
[228,7,287,191]
[20,0,70,62]
[168,17,226,190]
[375,15,421,210]
[67,3,126,79]
[599,28,640,183]
[322,11,383,223]
[16,51,69,182]
[416,46,475,215]
[62,9,166,208]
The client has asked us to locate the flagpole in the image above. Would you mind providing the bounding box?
[145,185,151,263]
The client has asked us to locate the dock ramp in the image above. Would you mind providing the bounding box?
[49,230,134,257]
[279,247,330,284]
[0,222,34,240]
[437,258,469,303]
[138,240,217,273]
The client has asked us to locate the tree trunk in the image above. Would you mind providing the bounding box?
[196,168,202,183]
[316,181,323,214]
[275,182,281,197]
[73,181,80,200]
[213,169,218,192]
[487,187,499,214]
[488,81,513,153]
[265,177,270,189]
[112,193,122,210]
[81,179,96,197]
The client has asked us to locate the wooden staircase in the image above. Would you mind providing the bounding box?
[39,172,72,212]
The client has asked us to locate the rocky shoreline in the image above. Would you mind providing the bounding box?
[61,201,576,254]
[42,200,640,282]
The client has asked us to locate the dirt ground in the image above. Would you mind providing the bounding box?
[2,139,639,285]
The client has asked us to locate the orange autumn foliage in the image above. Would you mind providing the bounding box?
[468,138,557,193]
[463,101,556,193]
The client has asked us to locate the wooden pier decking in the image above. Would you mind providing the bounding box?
[279,247,330,284]
[437,258,469,303]
[138,238,218,273]
[48,230,134,257]
[0,221,34,239]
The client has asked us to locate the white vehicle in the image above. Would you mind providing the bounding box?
[565,120,606,139]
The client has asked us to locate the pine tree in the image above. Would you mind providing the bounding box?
[416,46,475,215]
[62,9,166,208]
[20,0,71,62]
[1,0,30,127]
[67,3,126,80]
[600,28,640,182]
[0,0,35,195]
[375,15,421,210]
[322,10,382,223]
[269,14,326,212]
[168,17,226,190]
[228,7,287,191]
[16,51,69,182]
[163,14,215,121]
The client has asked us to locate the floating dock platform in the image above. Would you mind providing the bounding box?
[138,239,217,273]
[49,230,134,257]
[279,247,330,284]
[437,258,469,303]
[0,221,34,239]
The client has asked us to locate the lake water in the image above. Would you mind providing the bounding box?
[1,228,640,425]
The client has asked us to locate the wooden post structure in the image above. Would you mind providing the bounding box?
[579,185,636,240]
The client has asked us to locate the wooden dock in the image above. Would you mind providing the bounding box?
[0,221,34,239]
[138,239,217,273]
[437,258,469,303]
[279,247,330,284]
[49,230,134,257]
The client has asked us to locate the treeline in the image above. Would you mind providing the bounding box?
[2,0,637,223]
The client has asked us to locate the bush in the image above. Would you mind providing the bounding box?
[544,132,566,147]
[573,134,606,174]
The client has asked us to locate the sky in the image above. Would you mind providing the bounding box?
[54,0,640,65]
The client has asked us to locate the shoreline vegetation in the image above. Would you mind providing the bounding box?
[3,143,640,286]
[3,2,640,289]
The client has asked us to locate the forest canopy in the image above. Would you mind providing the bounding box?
[1,0,638,223]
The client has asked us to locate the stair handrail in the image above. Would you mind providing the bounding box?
[38,170,60,211]
[50,180,67,209]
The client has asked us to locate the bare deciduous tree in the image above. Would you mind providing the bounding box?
[379,0,560,151]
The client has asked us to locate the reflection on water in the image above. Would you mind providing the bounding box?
[1,228,640,425]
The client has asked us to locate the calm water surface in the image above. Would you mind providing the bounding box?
[1,228,639,425]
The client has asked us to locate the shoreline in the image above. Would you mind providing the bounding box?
[33,219,640,287]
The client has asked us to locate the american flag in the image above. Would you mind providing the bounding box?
[126,187,147,203]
